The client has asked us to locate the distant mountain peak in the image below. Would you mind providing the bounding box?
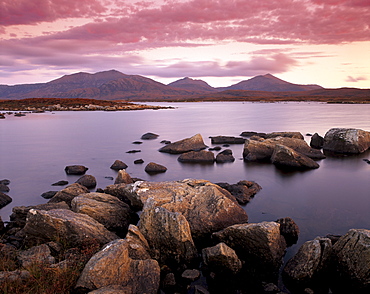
[168,77,216,92]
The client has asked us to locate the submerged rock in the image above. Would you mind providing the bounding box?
[141,132,159,140]
[159,134,207,154]
[323,128,370,154]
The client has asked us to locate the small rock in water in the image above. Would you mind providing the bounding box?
[110,159,128,170]
[75,175,97,189]
[65,165,88,175]
[0,179,10,185]
[104,176,114,180]
[141,132,159,140]
[145,162,167,173]
[0,191,12,208]
[134,159,144,164]
[132,141,143,144]
[51,180,69,186]
[0,184,10,192]
[363,159,370,164]
[41,191,58,199]
[126,150,141,153]
[160,140,171,144]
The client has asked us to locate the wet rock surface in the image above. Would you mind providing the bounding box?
[159,134,207,154]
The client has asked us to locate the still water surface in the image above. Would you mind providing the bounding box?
[1,102,369,258]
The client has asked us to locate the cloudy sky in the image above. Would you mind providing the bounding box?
[1,0,369,88]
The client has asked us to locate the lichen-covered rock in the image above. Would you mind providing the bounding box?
[76,174,97,189]
[71,192,135,236]
[114,169,134,184]
[212,222,286,271]
[271,144,320,170]
[202,242,242,275]
[48,183,89,207]
[138,199,198,266]
[283,237,332,291]
[75,238,160,293]
[22,209,118,247]
[331,229,370,292]
[178,150,215,163]
[323,128,370,154]
[159,134,207,154]
[128,179,248,242]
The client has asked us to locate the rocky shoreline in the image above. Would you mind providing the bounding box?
[1,128,370,293]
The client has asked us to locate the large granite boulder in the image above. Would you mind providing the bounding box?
[104,183,143,211]
[0,191,12,208]
[271,144,320,170]
[159,134,207,154]
[210,136,245,144]
[10,202,70,228]
[48,183,89,207]
[71,192,136,236]
[212,222,286,273]
[331,229,370,292]
[202,242,242,275]
[21,209,118,247]
[114,170,134,184]
[216,181,262,204]
[283,237,332,292]
[178,150,215,163]
[76,238,160,293]
[75,174,97,189]
[126,179,248,242]
[323,128,370,154]
[64,165,88,175]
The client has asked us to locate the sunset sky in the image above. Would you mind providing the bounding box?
[1,0,369,88]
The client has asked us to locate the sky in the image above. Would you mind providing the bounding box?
[0,0,369,88]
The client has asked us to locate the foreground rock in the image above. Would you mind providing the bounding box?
[22,209,118,247]
[76,236,160,293]
[331,229,370,292]
[125,179,248,242]
[139,199,198,267]
[178,150,215,163]
[213,221,286,277]
[75,174,97,189]
[104,183,143,211]
[64,165,88,175]
[216,181,262,204]
[48,183,89,207]
[323,128,370,154]
[283,237,332,292]
[271,144,320,170]
[0,192,12,208]
[71,192,136,236]
[159,134,207,154]
[114,169,134,184]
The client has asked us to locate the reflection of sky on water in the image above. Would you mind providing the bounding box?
[1,102,369,261]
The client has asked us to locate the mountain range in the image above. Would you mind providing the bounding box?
[0,70,369,102]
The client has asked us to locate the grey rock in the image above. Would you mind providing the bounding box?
[65,165,88,175]
[0,270,31,284]
[0,179,10,185]
[159,133,207,154]
[51,180,68,186]
[271,144,320,170]
[323,128,370,154]
[41,190,58,199]
[110,160,128,170]
[216,180,262,204]
[76,174,97,189]
[0,184,10,192]
[182,269,201,281]
[178,150,215,163]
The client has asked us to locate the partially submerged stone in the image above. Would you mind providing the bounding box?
[48,183,89,207]
[144,162,167,174]
[65,165,88,175]
[323,128,370,154]
[110,160,128,170]
[114,169,134,184]
[178,150,215,163]
[0,191,12,209]
[159,134,207,154]
[76,174,97,189]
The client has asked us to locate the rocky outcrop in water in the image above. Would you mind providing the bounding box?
[310,133,324,149]
[178,150,215,163]
[215,180,262,204]
[215,149,235,163]
[48,183,89,207]
[110,159,128,170]
[0,192,12,208]
[144,162,167,173]
[64,165,88,175]
[323,128,370,154]
[159,134,207,154]
[75,174,97,189]
[209,136,245,144]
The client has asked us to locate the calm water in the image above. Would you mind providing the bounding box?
[1,102,370,259]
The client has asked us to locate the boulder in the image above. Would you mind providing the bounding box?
[310,133,324,149]
[266,132,304,139]
[215,149,235,163]
[51,180,68,186]
[71,192,136,236]
[212,222,286,272]
[283,237,332,292]
[331,229,370,292]
[110,160,128,170]
[210,136,245,144]
[0,179,10,185]
[124,225,151,260]
[41,191,58,199]
[17,244,55,268]
[128,179,249,242]
[268,137,325,159]
[0,191,12,208]
[202,242,242,275]
[48,183,89,207]
[75,238,160,293]
[216,181,262,204]
[276,217,300,246]
[144,162,167,173]
[76,174,97,189]
[159,134,207,154]
[114,169,134,184]
[104,183,143,211]
[138,199,198,266]
[243,139,276,162]
[141,132,159,140]
[65,165,88,175]
[178,150,215,163]
[271,144,320,170]
[10,202,70,228]
[22,209,118,247]
[323,128,370,154]
[0,184,10,192]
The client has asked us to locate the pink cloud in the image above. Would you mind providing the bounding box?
[345,76,368,82]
